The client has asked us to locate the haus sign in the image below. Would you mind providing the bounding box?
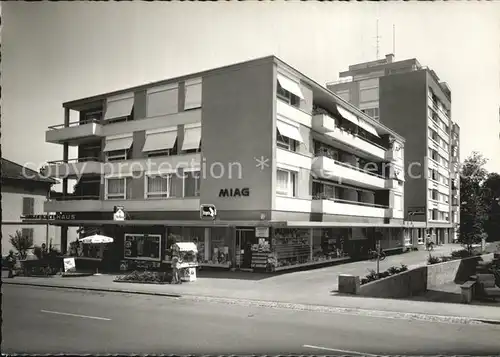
[21,214,76,221]
[218,188,250,198]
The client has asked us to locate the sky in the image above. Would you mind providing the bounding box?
[2,1,500,175]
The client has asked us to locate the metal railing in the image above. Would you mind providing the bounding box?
[47,195,101,202]
[315,153,387,180]
[312,195,389,209]
[48,118,100,130]
[47,156,102,164]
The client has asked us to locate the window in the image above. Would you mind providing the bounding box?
[145,175,169,198]
[361,107,379,120]
[277,81,300,107]
[336,90,350,102]
[124,234,161,260]
[145,174,183,199]
[359,88,379,102]
[21,228,34,241]
[105,177,132,200]
[22,197,35,216]
[276,130,296,151]
[276,169,296,197]
[184,171,201,197]
[105,149,130,162]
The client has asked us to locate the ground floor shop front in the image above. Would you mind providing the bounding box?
[52,220,408,273]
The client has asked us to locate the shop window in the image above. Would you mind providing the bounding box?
[124,234,161,260]
[272,228,311,268]
[105,177,132,200]
[312,228,348,262]
[184,170,200,197]
[276,169,296,197]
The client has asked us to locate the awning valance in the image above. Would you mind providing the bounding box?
[103,136,133,152]
[142,128,178,152]
[336,104,359,126]
[276,119,304,143]
[277,73,304,99]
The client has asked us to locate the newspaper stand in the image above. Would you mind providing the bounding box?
[173,242,199,282]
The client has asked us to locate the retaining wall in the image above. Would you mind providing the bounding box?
[341,253,494,299]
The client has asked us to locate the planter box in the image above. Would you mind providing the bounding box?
[113,279,170,285]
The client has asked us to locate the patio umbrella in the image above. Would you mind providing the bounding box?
[79,234,114,244]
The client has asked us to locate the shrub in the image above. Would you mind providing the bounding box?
[440,255,452,262]
[400,264,408,272]
[115,270,170,283]
[387,266,399,275]
[428,255,441,265]
[379,271,390,278]
[451,249,472,259]
[365,269,379,282]
[33,246,43,260]
[360,278,369,285]
[9,230,33,260]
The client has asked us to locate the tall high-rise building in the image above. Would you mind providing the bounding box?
[328,54,459,244]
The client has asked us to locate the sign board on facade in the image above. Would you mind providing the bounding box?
[113,206,125,221]
[200,204,217,220]
[218,188,250,197]
[63,257,76,273]
[21,214,76,221]
[255,227,269,238]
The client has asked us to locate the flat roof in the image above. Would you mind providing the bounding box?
[62,55,404,141]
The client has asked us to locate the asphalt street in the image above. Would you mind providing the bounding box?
[3,285,500,355]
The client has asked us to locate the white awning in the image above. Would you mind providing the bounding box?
[142,128,178,152]
[174,242,198,252]
[277,119,304,143]
[277,73,304,99]
[357,119,380,137]
[79,234,114,244]
[336,104,359,126]
[103,136,133,152]
[184,78,202,110]
[181,124,202,151]
[104,94,134,121]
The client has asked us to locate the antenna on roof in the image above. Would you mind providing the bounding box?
[393,24,396,56]
[375,19,381,60]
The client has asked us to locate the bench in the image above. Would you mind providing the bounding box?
[461,281,476,304]
[476,274,500,301]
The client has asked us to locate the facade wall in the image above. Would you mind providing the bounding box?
[379,70,428,221]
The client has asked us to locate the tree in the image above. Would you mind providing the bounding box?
[9,230,34,260]
[458,152,489,252]
[483,172,500,242]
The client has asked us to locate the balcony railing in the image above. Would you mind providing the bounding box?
[312,195,389,209]
[47,156,102,165]
[48,118,100,130]
[314,153,387,180]
[48,195,101,201]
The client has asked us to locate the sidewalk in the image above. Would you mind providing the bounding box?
[4,266,500,323]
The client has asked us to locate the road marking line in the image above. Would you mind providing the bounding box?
[40,310,111,321]
[303,344,378,356]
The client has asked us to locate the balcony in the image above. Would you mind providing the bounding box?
[311,155,388,190]
[44,196,201,213]
[323,126,386,161]
[46,119,103,145]
[44,195,102,213]
[312,198,389,218]
[46,157,103,179]
[312,114,337,134]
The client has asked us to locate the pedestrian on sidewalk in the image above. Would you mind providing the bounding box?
[6,250,17,278]
[171,253,182,284]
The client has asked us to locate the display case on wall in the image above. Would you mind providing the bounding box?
[206,228,231,267]
[251,238,273,270]
[271,228,311,269]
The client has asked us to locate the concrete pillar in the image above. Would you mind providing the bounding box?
[338,274,360,294]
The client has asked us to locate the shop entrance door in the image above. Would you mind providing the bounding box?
[236,228,256,269]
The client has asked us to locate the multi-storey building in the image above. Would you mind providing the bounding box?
[328,54,460,244]
[43,56,405,272]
